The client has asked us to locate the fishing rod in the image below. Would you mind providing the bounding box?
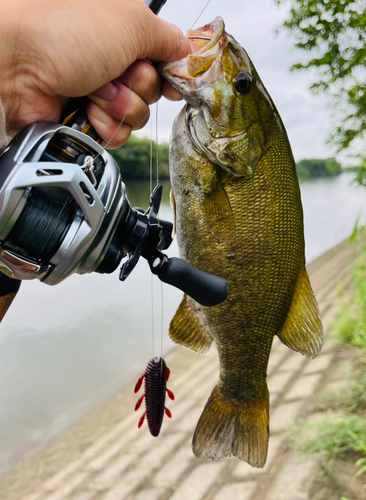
[0,0,228,322]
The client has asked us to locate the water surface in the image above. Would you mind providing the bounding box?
[0,174,364,473]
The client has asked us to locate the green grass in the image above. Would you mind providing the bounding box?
[296,412,366,459]
[289,231,366,497]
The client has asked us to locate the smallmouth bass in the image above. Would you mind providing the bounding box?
[161,17,323,468]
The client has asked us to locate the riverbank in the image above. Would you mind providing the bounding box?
[0,238,354,500]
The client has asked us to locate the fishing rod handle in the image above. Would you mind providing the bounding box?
[144,0,167,14]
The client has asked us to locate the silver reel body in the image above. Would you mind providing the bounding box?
[0,122,126,285]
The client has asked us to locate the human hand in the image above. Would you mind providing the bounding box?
[0,0,191,148]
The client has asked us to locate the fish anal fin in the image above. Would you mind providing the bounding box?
[193,385,269,468]
[169,294,213,354]
[278,266,323,359]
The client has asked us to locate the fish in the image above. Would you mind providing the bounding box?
[161,16,323,468]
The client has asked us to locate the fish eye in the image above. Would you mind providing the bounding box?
[234,73,252,95]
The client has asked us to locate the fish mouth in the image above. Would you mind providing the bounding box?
[186,17,225,56]
[162,17,227,82]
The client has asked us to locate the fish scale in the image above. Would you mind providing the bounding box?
[162,16,323,468]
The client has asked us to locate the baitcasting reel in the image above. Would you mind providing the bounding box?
[0,118,228,315]
[0,0,228,321]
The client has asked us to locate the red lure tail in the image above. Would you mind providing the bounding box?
[134,357,174,437]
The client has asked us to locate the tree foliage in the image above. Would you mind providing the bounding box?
[278,0,366,155]
[296,157,342,179]
[109,134,170,179]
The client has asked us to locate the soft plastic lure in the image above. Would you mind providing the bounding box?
[134,357,174,436]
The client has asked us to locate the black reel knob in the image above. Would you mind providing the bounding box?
[148,252,228,307]
[118,184,229,307]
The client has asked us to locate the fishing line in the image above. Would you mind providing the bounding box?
[189,0,213,31]
[150,103,156,357]
[93,72,132,164]
[149,0,213,358]
[154,102,165,358]
[160,281,164,357]
[159,0,213,67]
[103,72,131,150]
[155,104,159,187]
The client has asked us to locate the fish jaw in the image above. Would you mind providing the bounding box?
[162,16,228,91]
[161,18,268,178]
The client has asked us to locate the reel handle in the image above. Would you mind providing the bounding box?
[149,254,229,307]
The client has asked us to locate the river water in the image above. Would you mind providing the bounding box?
[0,173,364,473]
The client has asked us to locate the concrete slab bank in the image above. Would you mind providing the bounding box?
[0,239,352,500]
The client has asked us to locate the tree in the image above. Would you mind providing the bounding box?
[278,0,366,158]
[296,157,342,180]
[109,135,170,179]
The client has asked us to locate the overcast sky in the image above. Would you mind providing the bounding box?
[134,0,337,163]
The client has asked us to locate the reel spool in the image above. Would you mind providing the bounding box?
[0,120,229,310]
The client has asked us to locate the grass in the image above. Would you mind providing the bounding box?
[289,231,366,498]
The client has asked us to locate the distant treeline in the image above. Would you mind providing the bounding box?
[296,158,342,180]
[109,135,170,179]
[110,137,342,182]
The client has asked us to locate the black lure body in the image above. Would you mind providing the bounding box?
[135,357,174,436]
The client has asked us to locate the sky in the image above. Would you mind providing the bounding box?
[134,0,337,163]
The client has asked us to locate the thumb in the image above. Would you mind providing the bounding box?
[142,17,192,63]
[133,2,192,63]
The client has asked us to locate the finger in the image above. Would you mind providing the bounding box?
[162,81,184,102]
[86,102,132,149]
[88,80,150,131]
[118,60,162,105]
[141,14,192,63]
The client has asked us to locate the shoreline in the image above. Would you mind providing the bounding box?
[0,237,352,500]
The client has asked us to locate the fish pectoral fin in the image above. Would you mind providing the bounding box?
[277,266,323,359]
[169,294,214,354]
[170,189,176,238]
[201,177,235,236]
[193,385,269,468]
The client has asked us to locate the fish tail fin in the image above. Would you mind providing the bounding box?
[193,385,269,468]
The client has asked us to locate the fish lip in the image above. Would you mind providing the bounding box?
[186,17,225,56]
[161,16,226,82]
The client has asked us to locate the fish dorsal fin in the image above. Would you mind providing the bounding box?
[169,294,214,354]
[277,266,323,359]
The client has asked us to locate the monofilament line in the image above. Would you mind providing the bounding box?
[189,0,213,31]
[155,104,159,187]
[150,103,155,357]
[154,102,164,357]
[93,72,132,165]
[103,72,131,150]
[160,0,213,66]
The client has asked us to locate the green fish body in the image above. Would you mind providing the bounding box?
[162,17,323,468]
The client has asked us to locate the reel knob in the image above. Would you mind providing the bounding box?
[118,184,229,307]
[149,252,228,307]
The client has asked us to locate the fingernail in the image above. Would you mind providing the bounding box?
[91,81,118,101]
[88,103,114,125]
